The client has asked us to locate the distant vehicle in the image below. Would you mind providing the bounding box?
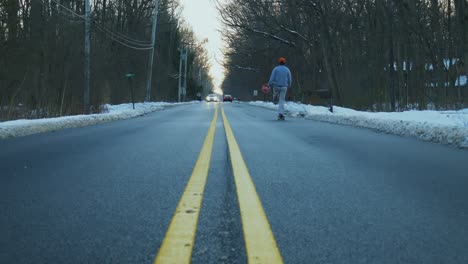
[223,94,233,102]
[206,94,219,102]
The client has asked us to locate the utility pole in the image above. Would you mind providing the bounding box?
[145,0,160,102]
[198,67,202,84]
[178,48,183,102]
[84,0,90,113]
[183,48,188,102]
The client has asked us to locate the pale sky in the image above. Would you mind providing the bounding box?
[179,0,225,92]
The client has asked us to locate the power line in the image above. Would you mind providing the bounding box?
[96,32,154,50]
[48,4,84,22]
[38,0,154,50]
[92,23,153,49]
[50,0,152,47]
[94,21,151,45]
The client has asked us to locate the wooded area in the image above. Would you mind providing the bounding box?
[0,0,213,120]
[219,0,468,111]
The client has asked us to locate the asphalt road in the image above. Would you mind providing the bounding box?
[1,102,468,264]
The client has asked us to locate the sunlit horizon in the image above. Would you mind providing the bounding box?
[179,0,225,94]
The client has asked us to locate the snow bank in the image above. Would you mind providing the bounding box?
[249,101,468,149]
[0,102,194,139]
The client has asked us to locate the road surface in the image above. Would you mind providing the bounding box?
[1,103,468,263]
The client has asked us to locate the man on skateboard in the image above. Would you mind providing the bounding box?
[268,57,292,120]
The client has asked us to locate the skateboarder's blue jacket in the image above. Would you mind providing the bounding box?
[268,65,292,88]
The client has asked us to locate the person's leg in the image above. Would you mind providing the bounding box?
[278,86,287,116]
[273,86,279,104]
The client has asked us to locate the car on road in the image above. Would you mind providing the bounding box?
[206,94,219,102]
[223,94,233,102]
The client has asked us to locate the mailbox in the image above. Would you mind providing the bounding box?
[316,89,334,113]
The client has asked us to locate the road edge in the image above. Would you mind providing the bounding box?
[247,102,468,150]
[0,102,195,140]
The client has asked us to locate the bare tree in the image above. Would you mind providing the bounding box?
[0,0,213,120]
[218,0,468,111]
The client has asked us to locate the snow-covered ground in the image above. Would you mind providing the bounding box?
[0,102,196,139]
[2,100,467,149]
[250,101,468,149]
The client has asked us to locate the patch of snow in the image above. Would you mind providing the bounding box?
[443,58,459,68]
[455,75,467,87]
[249,101,468,149]
[0,102,196,139]
[426,58,459,71]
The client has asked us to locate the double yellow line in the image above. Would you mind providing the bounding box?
[154,106,283,264]
[154,106,218,264]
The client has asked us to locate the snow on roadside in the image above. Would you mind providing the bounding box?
[0,102,196,139]
[249,101,468,149]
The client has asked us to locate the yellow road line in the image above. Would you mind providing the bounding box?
[154,106,218,264]
[221,108,284,264]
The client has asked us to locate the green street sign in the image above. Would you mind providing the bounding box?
[125,73,136,78]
